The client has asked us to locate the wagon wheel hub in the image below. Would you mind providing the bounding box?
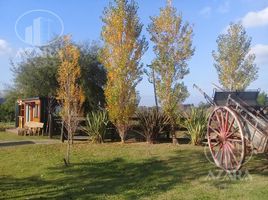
[219,133,227,143]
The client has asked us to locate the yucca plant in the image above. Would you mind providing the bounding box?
[136,108,170,143]
[83,110,109,143]
[180,107,208,145]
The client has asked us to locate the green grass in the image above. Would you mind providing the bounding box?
[0,142,267,200]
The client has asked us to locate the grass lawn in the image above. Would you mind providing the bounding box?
[0,141,267,200]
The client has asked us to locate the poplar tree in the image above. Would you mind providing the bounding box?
[57,36,85,165]
[212,22,258,91]
[148,0,194,144]
[100,0,148,143]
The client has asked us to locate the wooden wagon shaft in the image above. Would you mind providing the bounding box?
[193,84,215,106]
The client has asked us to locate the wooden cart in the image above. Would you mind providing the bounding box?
[194,85,268,171]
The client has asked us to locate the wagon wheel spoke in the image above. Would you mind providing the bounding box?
[208,125,221,137]
[226,118,235,137]
[220,109,225,132]
[215,111,223,132]
[214,143,222,158]
[207,106,245,171]
[220,147,224,167]
[224,143,235,170]
[227,146,232,169]
[224,111,229,133]
[211,141,220,148]
[228,140,243,154]
[225,145,231,169]
[223,147,228,169]
[226,142,239,167]
[228,141,235,149]
[227,145,234,169]
[232,127,239,133]
[227,139,244,169]
[215,143,224,167]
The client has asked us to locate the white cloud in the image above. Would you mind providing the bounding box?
[242,7,268,28]
[199,6,212,18]
[0,39,11,55]
[250,44,268,65]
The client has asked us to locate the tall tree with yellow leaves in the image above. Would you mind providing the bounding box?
[212,22,258,91]
[57,36,85,165]
[100,0,148,143]
[148,0,194,144]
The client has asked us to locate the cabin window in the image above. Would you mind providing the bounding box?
[26,105,30,122]
[34,104,39,118]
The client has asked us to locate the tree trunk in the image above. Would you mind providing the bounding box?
[119,131,126,143]
[118,125,127,143]
[64,130,71,166]
[146,138,153,144]
[48,114,53,139]
[71,133,74,145]
[120,136,126,143]
[66,142,70,163]
[171,123,178,145]
[60,121,65,143]
[172,133,178,144]
[152,67,159,112]
[146,136,150,144]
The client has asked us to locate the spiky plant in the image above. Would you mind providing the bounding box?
[83,110,109,143]
[181,107,208,145]
[136,108,170,143]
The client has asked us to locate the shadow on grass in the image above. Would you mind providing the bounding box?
[1,148,267,199]
[246,153,268,175]
[0,148,212,199]
[0,141,35,147]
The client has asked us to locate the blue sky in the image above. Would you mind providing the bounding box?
[0,0,268,106]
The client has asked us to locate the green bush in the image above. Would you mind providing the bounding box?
[180,107,208,145]
[82,110,109,143]
[0,122,15,131]
[0,103,15,122]
[136,108,170,143]
[257,91,268,106]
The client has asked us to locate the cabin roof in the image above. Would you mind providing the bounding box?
[20,97,46,102]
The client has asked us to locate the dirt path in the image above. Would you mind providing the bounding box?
[0,139,60,148]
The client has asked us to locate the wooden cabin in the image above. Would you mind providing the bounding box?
[15,97,48,129]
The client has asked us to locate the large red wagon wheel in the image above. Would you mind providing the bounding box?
[207,106,245,171]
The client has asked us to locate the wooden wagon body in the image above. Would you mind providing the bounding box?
[207,90,268,171]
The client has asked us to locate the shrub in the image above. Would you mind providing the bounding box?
[136,108,170,143]
[0,122,15,131]
[180,107,208,145]
[83,110,109,143]
[0,103,15,122]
